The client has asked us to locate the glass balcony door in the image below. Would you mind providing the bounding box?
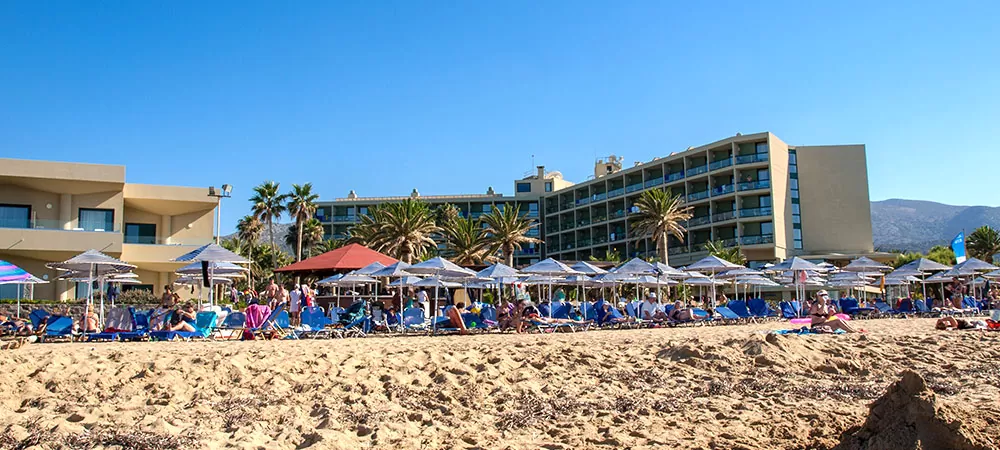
[79,208,114,231]
[0,204,30,229]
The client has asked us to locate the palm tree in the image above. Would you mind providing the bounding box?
[236,215,263,287]
[249,181,288,264]
[315,237,345,255]
[481,203,541,267]
[286,183,320,262]
[301,218,325,258]
[927,245,957,266]
[376,200,440,263]
[967,225,1000,262]
[442,215,492,265]
[704,240,747,265]
[630,189,693,266]
[435,203,461,227]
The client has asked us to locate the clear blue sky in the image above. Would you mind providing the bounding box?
[2,1,997,235]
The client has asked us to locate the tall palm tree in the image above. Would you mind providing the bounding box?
[236,215,263,287]
[249,181,288,264]
[481,203,541,267]
[286,183,320,262]
[300,218,326,258]
[967,225,1000,262]
[630,189,693,266]
[442,215,492,265]
[315,237,345,255]
[705,240,747,265]
[375,200,440,263]
[435,203,461,227]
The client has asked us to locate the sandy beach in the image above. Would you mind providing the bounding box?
[1,319,999,449]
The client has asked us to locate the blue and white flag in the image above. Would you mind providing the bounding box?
[952,232,967,264]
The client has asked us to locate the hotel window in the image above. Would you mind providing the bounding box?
[793,215,801,224]
[761,222,774,236]
[789,164,797,174]
[0,204,31,229]
[757,169,770,181]
[792,204,800,215]
[517,183,531,193]
[755,142,769,154]
[788,152,797,164]
[124,223,157,244]
[79,208,113,231]
[789,179,799,190]
[545,182,553,192]
[759,195,772,207]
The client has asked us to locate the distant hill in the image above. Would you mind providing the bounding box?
[222,222,296,255]
[871,199,1000,252]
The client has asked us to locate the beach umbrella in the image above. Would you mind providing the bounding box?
[684,255,744,308]
[371,262,415,309]
[570,261,608,275]
[174,276,234,286]
[317,274,343,285]
[47,250,136,330]
[0,260,30,283]
[768,257,826,273]
[0,270,46,319]
[475,263,521,308]
[521,258,582,317]
[388,276,423,286]
[407,257,476,331]
[945,257,999,274]
[173,243,248,306]
[897,258,952,300]
[176,261,249,276]
[611,258,658,276]
[354,261,388,275]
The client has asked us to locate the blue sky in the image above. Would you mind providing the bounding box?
[2,1,997,234]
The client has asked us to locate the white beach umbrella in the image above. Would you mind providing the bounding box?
[47,250,136,330]
[570,261,608,275]
[407,257,475,331]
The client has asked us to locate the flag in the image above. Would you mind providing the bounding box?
[952,232,967,264]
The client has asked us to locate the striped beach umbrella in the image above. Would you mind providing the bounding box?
[0,260,30,283]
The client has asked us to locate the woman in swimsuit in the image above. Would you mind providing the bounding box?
[809,290,857,333]
[167,303,197,332]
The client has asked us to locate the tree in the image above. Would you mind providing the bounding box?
[589,248,622,263]
[927,245,957,266]
[891,251,924,268]
[967,225,1000,262]
[286,183,320,262]
[284,218,325,259]
[481,203,542,266]
[442,215,492,265]
[348,199,440,263]
[236,215,263,287]
[704,240,747,265]
[314,238,345,255]
[249,181,288,267]
[630,189,693,266]
[435,203,461,227]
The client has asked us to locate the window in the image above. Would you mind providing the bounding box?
[791,204,800,215]
[124,223,157,244]
[0,204,30,229]
[757,169,770,181]
[789,179,799,190]
[358,207,368,215]
[793,229,802,240]
[528,203,538,212]
[788,153,797,164]
[761,222,774,235]
[756,142,769,154]
[793,215,801,224]
[78,208,113,231]
[0,284,19,299]
[481,204,492,213]
[789,164,797,174]
[516,183,531,193]
[545,182,553,192]
[760,195,772,207]
[794,240,803,250]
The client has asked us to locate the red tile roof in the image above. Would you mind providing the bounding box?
[273,243,398,273]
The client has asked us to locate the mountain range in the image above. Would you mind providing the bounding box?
[870,199,1000,252]
[224,199,1000,257]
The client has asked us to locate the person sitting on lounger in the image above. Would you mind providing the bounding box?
[639,293,662,322]
[445,302,469,335]
[167,303,197,332]
[76,310,99,334]
[936,316,986,330]
[599,303,633,326]
[809,290,857,333]
[668,301,706,322]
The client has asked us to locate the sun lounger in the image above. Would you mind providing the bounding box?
[838,298,875,318]
[29,309,50,332]
[401,307,428,334]
[297,307,334,339]
[727,300,757,323]
[117,310,151,341]
[714,306,742,324]
[779,301,801,319]
[149,311,218,341]
[748,298,778,320]
[214,311,246,340]
[962,297,981,316]
[40,316,75,342]
[87,307,134,342]
[873,301,901,317]
[913,299,941,318]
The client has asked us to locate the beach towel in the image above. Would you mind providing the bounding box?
[772,327,846,335]
[245,304,271,329]
[103,307,133,332]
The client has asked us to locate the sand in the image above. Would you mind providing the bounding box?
[1,319,999,449]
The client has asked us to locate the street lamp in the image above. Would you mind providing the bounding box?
[208,184,232,244]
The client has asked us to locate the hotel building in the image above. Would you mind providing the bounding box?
[0,158,219,300]
[318,132,875,268]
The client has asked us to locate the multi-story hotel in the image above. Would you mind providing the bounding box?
[318,132,875,268]
[0,158,219,300]
[316,167,575,267]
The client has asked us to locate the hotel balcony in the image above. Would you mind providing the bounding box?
[737,180,770,192]
[708,158,733,171]
[687,190,710,202]
[739,206,773,219]
[607,187,625,198]
[665,172,685,183]
[711,211,737,222]
[0,218,124,254]
[735,153,769,165]
[741,234,775,246]
[719,237,740,248]
[644,178,664,188]
[332,215,358,223]
[686,165,708,177]
[625,182,644,194]
[668,245,689,255]
[711,184,735,197]
[688,216,711,227]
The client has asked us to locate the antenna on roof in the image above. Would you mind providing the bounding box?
[531,154,535,170]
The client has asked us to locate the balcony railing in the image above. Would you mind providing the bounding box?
[644,177,664,188]
[332,215,356,223]
[526,229,540,237]
[560,202,574,210]
[741,234,775,246]
[665,172,684,183]
[688,216,711,227]
[709,158,733,171]
[686,164,708,176]
[720,237,740,247]
[625,182,644,193]
[687,191,710,202]
[592,214,607,224]
[1,218,122,232]
[593,192,607,202]
[123,237,215,246]
[691,243,708,252]
[668,246,689,255]
[576,197,591,206]
[525,211,539,218]
[610,210,626,219]
[577,238,592,247]
[607,187,625,198]
[739,206,773,218]
[593,236,609,245]
[712,211,737,222]
[737,179,770,191]
[735,153,769,165]
[577,219,591,227]
[712,184,735,196]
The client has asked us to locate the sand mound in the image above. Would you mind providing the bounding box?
[834,370,997,450]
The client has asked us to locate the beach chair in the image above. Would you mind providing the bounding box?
[117,310,151,341]
[727,300,756,323]
[434,310,491,335]
[581,302,598,322]
[624,302,639,319]
[28,309,50,333]
[87,307,134,342]
[779,301,801,319]
[838,298,875,318]
[913,299,940,318]
[714,306,742,325]
[897,298,915,316]
[401,307,428,334]
[245,304,285,340]
[550,302,571,319]
[962,297,981,316]
[216,311,246,340]
[150,311,218,341]
[748,299,777,320]
[692,308,714,325]
[40,316,75,342]
[297,307,334,338]
[873,300,901,318]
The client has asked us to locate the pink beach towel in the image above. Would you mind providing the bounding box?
[244,304,271,329]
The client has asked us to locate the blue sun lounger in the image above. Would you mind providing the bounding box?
[149,311,218,341]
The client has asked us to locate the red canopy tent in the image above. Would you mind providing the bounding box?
[274,243,398,274]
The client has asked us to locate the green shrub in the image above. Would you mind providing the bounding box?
[118,290,159,305]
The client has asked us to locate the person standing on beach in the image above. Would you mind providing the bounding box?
[265,279,279,304]
[288,285,301,326]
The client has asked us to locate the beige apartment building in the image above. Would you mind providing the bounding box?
[0,158,218,300]
[317,167,574,266]
[542,132,877,267]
